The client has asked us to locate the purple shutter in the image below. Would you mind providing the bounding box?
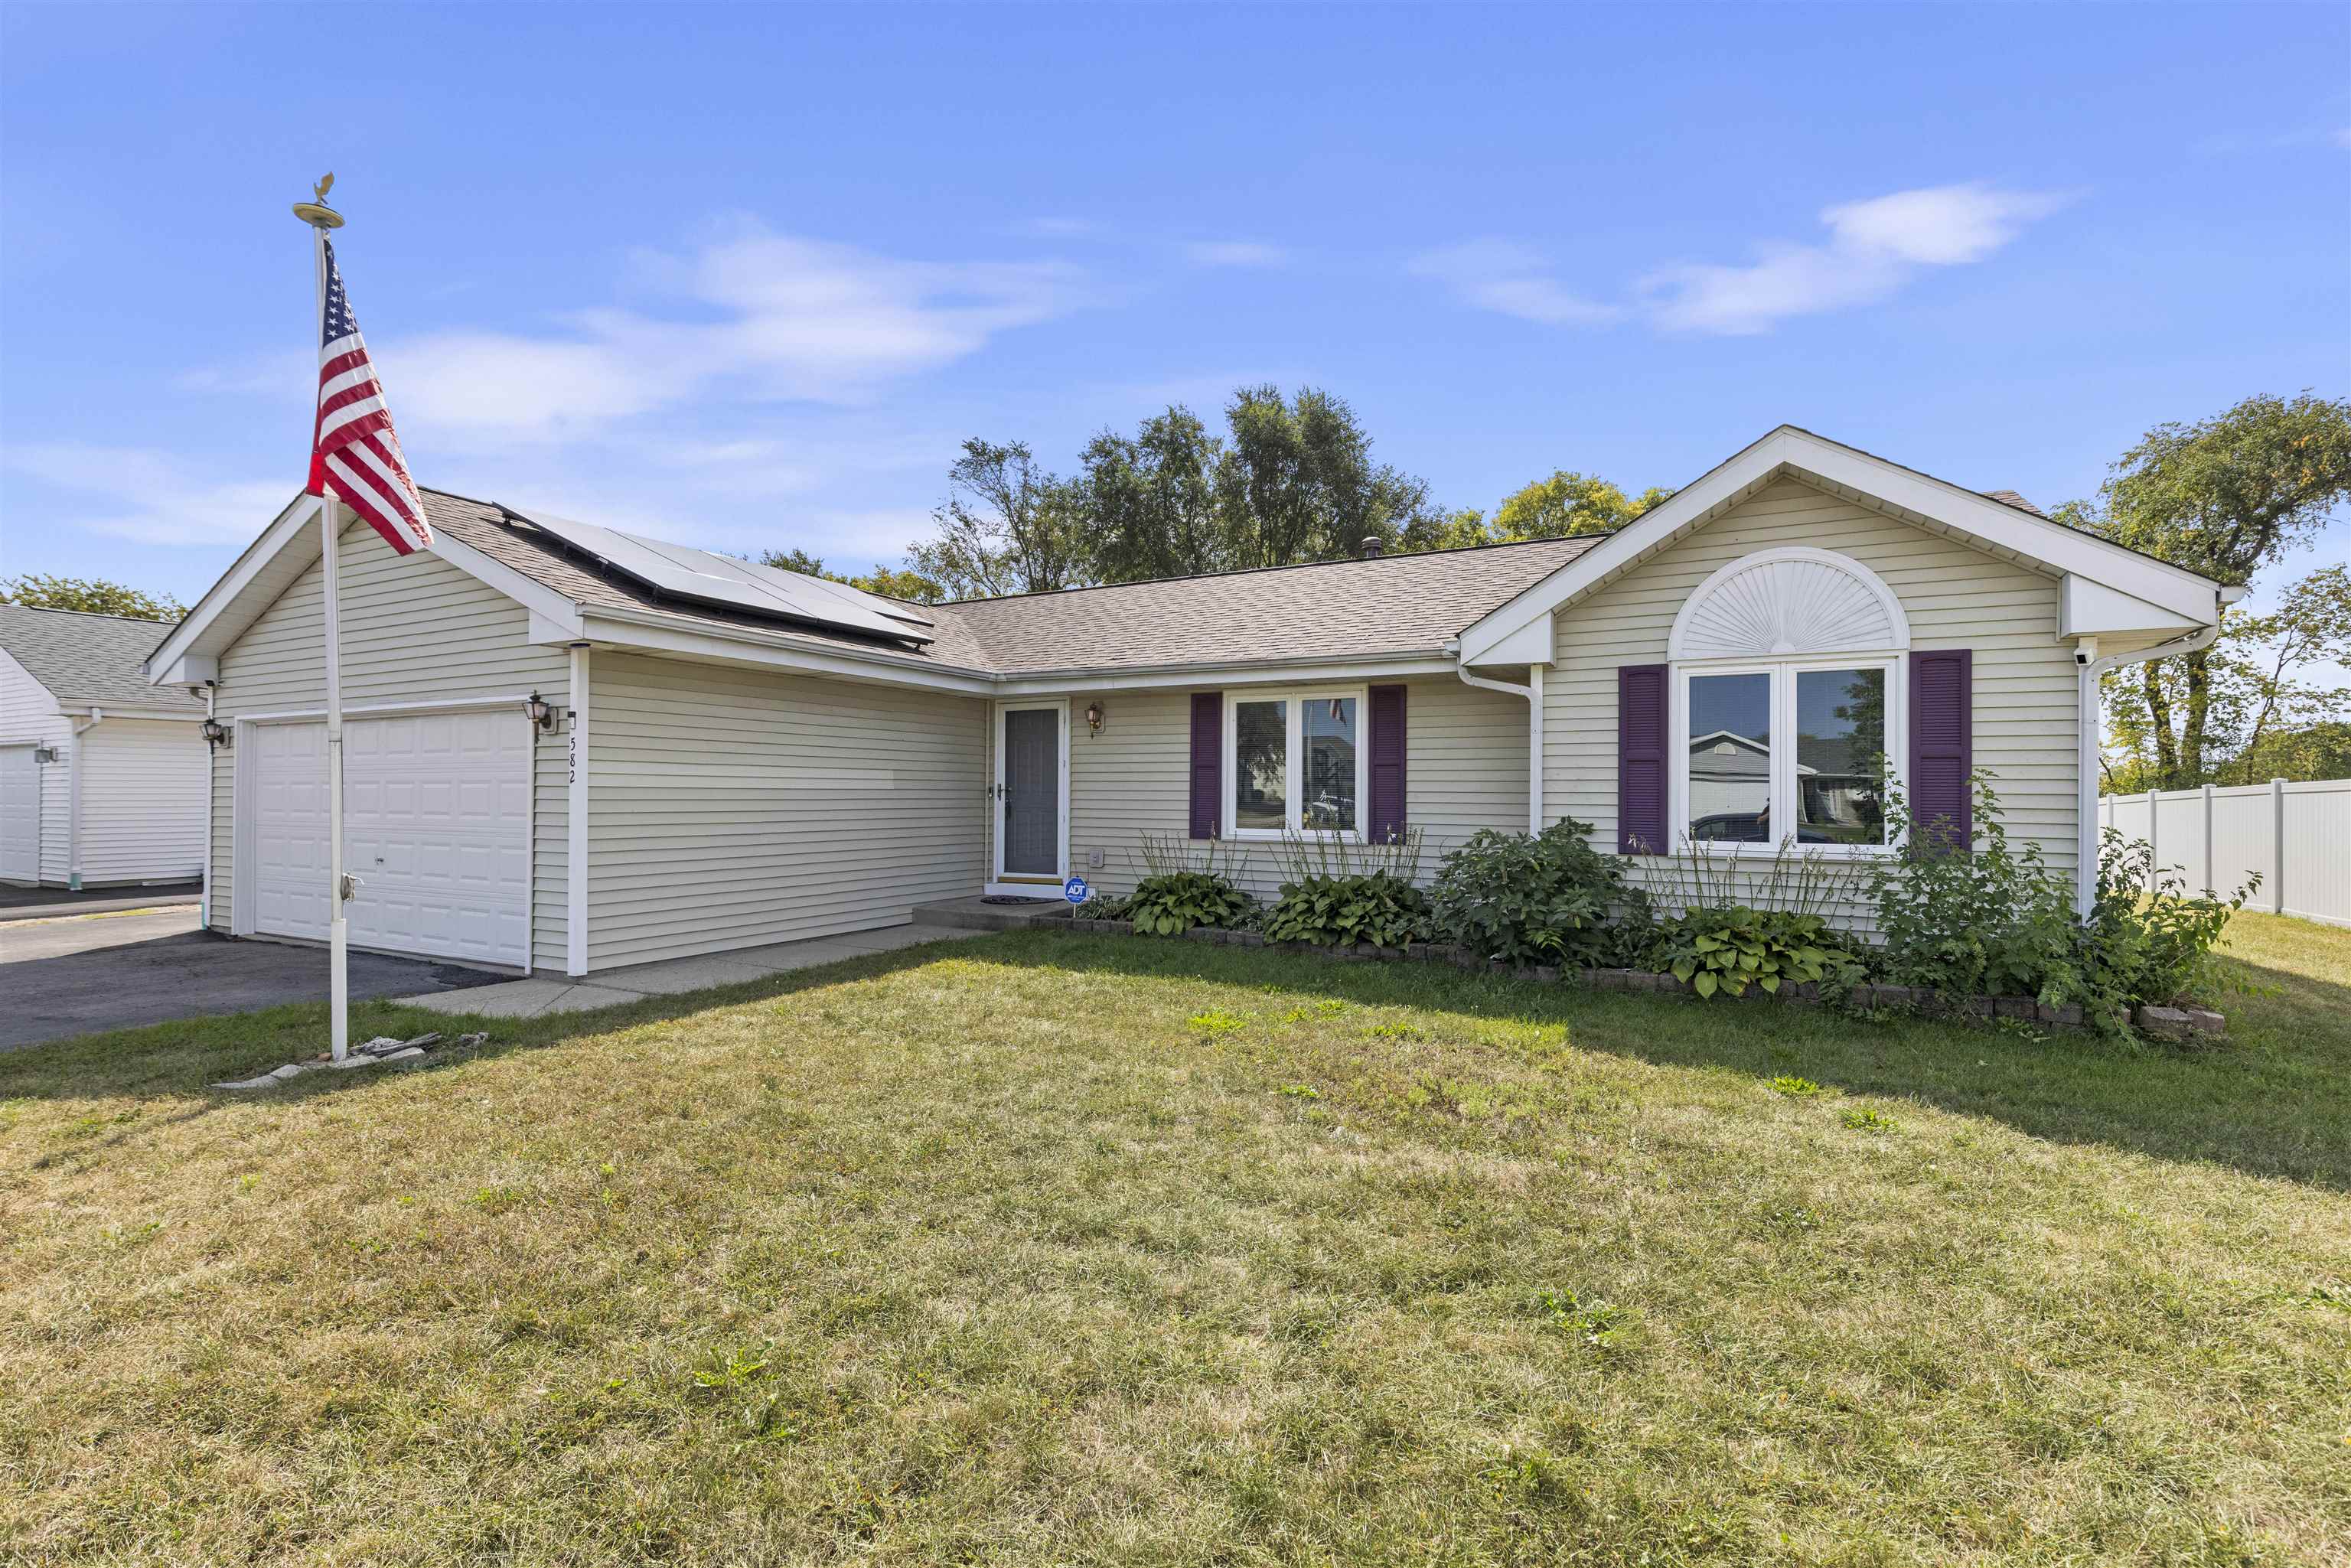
[1617,663,1668,854]
[1189,691,1221,839]
[1908,648,1973,856]
[1368,684,1407,843]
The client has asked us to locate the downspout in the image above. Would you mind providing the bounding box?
[2072,618,2224,918]
[1454,655,1544,834]
[68,706,103,890]
[201,686,216,931]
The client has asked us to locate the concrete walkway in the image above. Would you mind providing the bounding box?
[396,921,993,1019]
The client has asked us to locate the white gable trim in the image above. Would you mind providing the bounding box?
[1460,427,2225,666]
[148,492,583,689]
[1668,547,1909,661]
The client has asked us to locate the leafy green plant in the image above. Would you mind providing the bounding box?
[1841,1107,1899,1133]
[1262,872,1433,948]
[1863,777,2254,1033]
[1652,906,1851,998]
[1769,1074,1828,1097]
[1532,1288,1631,1349]
[1123,871,1255,936]
[1431,818,1650,966]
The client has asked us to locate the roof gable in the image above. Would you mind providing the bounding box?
[1458,426,2227,666]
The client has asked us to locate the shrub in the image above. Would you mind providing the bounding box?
[2075,827,2255,1017]
[1263,872,1433,948]
[1652,905,1854,998]
[1864,777,2254,1034]
[1431,819,1649,966]
[1124,872,1254,937]
[1864,779,2079,1005]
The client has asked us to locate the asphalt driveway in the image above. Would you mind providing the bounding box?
[0,905,503,1051]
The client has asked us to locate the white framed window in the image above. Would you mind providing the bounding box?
[1224,686,1367,839]
[1674,658,1901,852]
[1666,546,1910,856]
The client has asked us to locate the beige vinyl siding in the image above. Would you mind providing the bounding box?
[0,648,72,884]
[1062,677,1528,902]
[77,719,206,883]
[583,652,987,969]
[1543,477,2078,921]
[209,516,571,968]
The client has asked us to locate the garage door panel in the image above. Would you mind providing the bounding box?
[249,709,530,968]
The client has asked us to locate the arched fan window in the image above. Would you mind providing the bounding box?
[1665,548,1910,852]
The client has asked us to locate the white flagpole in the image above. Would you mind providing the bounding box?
[307,211,351,1063]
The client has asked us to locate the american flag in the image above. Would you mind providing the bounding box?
[308,238,431,554]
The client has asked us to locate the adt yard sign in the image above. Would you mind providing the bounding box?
[1065,875,1090,905]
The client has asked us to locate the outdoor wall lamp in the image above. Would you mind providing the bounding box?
[524,693,561,732]
[1085,700,1104,735]
[31,745,58,764]
[201,719,232,750]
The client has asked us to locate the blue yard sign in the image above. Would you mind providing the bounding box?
[1064,875,1090,905]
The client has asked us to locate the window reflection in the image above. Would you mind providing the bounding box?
[1687,672,1772,842]
[1234,700,1286,830]
[1795,667,1886,846]
[1302,697,1357,832]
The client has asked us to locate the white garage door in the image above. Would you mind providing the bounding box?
[0,745,39,884]
[248,709,531,968]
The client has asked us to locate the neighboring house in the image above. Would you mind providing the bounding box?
[145,425,2234,975]
[2,603,208,888]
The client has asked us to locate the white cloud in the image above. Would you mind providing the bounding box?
[184,227,1094,448]
[1185,240,1288,268]
[1407,240,1624,326]
[1639,184,2069,334]
[4,444,294,546]
[1416,184,2068,337]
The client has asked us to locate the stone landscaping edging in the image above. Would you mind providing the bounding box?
[1059,918,2225,1039]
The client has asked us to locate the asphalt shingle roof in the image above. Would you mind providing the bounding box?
[0,602,205,712]
[422,490,1601,679]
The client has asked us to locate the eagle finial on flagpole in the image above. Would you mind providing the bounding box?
[292,171,344,230]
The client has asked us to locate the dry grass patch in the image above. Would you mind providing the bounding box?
[2,914,2347,1564]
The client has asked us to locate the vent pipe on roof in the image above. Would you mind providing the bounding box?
[1361,536,1384,559]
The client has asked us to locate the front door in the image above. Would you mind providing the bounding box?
[997,705,1063,886]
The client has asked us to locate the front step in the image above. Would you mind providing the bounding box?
[910,895,1074,932]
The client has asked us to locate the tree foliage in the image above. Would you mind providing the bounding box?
[2102,564,2351,790]
[906,439,1093,600]
[752,549,947,605]
[851,385,1666,598]
[2064,393,2351,789]
[0,574,184,621]
[1489,471,1675,542]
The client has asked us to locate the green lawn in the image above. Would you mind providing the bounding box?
[4,914,2346,1565]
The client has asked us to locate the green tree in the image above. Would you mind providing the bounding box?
[1,574,184,621]
[754,549,947,606]
[1079,406,1228,582]
[2062,391,2351,786]
[2104,564,2351,790]
[1491,471,1674,541]
[907,438,1093,599]
[1216,385,1444,566]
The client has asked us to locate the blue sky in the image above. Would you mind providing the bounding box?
[3,2,2346,617]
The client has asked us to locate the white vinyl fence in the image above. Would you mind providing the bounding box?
[2100,778,2351,928]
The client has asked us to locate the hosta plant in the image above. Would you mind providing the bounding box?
[1653,905,1852,999]
[1262,872,1433,949]
[1123,872,1255,937]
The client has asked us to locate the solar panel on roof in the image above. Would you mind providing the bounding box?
[512,509,933,645]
